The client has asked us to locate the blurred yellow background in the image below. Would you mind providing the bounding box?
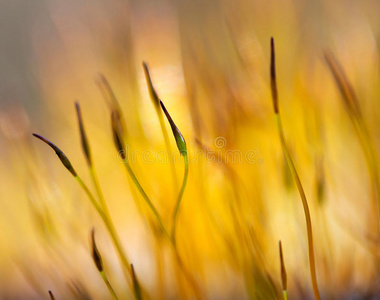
[1,0,380,299]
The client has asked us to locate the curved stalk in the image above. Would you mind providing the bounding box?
[275,104,320,300]
[75,176,133,287]
[171,154,189,246]
[123,160,170,239]
[270,38,321,300]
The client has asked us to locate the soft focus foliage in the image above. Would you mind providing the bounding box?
[1,0,380,299]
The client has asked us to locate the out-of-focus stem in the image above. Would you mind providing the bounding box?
[283,290,288,300]
[123,160,170,240]
[275,114,321,300]
[270,38,320,300]
[158,109,179,191]
[171,154,189,246]
[75,176,133,289]
[100,271,119,300]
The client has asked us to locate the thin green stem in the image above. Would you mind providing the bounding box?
[75,176,104,218]
[100,271,119,300]
[275,114,321,300]
[75,176,133,288]
[283,290,288,300]
[157,110,179,190]
[89,166,108,213]
[123,160,170,239]
[124,155,201,298]
[171,154,189,246]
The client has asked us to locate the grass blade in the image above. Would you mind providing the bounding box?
[270,37,321,300]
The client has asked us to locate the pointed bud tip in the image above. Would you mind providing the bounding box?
[279,240,287,291]
[270,37,279,114]
[33,133,77,177]
[160,101,187,156]
[91,228,103,272]
[131,264,142,300]
[143,62,160,107]
[75,102,92,166]
[111,111,126,160]
[48,290,55,300]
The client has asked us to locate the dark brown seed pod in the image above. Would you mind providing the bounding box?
[48,290,55,300]
[33,134,77,177]
[279,241,287,291]
[75,102,92,167]
[270,37,279,114]
[91,228,103,272]
[111,111,126,160]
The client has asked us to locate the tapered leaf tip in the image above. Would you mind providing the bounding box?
[111,111,126,160]
[75,102,92,166]
[91,228,103,272]
[32,133,77,177]
[279,240,287,291]
[270,37,279,114]
[143,61,160,108]
[160,100,187,156]
[131,264,142,300]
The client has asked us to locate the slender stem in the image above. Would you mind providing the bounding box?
[283,290,288,300]
[74,176,133,288]
[172,244,203,300]
[275,114,321,300]
[154,236,165,300]
[123,160,171,239]
[89,166,108,213]
[100,271,119,300]
[124,155,201,298]
[157,110,179,191]
[87,167,136,287]
[171,154,189,246]
[75,176,104,218]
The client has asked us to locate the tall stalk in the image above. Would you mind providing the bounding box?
[269,38,321,300]
[111,110,170,240]
[159,100,189,246]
